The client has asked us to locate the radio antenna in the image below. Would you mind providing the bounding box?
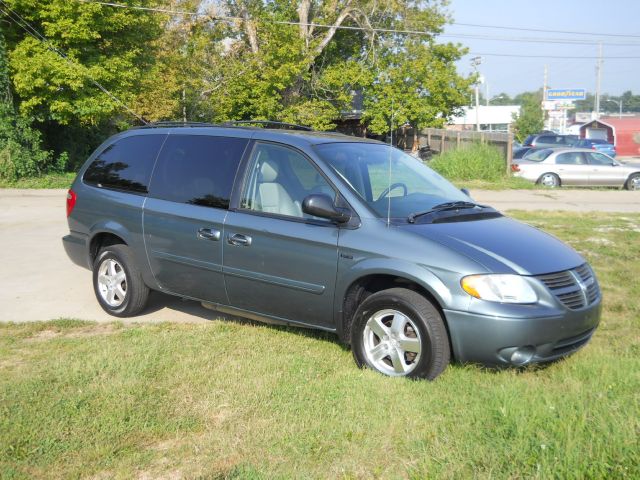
[387,98,394,227]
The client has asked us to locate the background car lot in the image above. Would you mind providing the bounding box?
[574,138,617,157]
[513,149,640,188]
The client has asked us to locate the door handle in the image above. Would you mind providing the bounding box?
[197,228,221,241]
[227,233,252,246]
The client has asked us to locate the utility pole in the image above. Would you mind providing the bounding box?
[542,65,548,130]
[595,42,602,118]
[471,56,482,132]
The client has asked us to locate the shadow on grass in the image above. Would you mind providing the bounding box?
[140,291,581,371]
[142,290,348,350]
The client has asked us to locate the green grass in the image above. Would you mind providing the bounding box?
[429,143,542,190]
[430,143,508,182]
[1,212,639,479]
[0,172,76,189]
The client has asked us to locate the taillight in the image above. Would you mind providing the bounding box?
[592,146,597,150]
[511,163,520,172]
[66,189,77,217]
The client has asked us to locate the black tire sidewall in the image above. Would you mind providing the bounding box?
[351,289,446,379]
[92,246,136,317]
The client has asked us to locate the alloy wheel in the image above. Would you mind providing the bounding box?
[97,258,127,307]
[362,309,422,376]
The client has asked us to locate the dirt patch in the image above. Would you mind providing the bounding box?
[26,324,122,342]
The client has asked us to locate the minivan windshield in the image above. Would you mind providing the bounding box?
[314,143,470,220]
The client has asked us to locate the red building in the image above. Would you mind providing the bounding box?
[579,117,640,157]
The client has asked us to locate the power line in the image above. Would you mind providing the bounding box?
[469,52,640,59]
[452,22,640,39]
[78,1,640,46]
[441,32,640,47]
[0,0,147,124]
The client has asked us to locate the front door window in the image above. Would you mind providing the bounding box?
[241,143,336,220]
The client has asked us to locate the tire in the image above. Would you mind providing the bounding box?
[538,172,561,188]
[625,173,640,191]
[93,244,149,317]
[351,288,450,380]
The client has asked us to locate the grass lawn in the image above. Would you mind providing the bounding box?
[1,212,639,479]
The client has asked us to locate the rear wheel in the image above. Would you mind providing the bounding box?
[625,173,640,190]
[351,288,450,380]
[538,172,560,188]
[93,244,149,317]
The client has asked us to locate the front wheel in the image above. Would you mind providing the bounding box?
[351,288,450,380]
[538,172,561,188]
[625,173,640,190]
[93,244,149,317]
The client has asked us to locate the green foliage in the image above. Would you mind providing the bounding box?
[0,31,65,180]
[5,0,163,126]
[429,142,508,181]
[363,42,473,135]
[0,0,474,177]
[512,91,544,143]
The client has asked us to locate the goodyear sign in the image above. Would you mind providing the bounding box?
[546,89,586,101]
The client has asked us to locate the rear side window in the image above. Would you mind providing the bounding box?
[83,135,165,193]
[556,152,586,165]
[525,149,553,162]
[149,135,248,209]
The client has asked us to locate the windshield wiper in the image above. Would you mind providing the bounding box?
[407,201,485,224]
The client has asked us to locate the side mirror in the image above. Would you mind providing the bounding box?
[302,194,351,224]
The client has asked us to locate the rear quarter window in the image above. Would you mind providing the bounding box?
[83,134,166,194]
[525,149,553,162]
[148,135,248,210]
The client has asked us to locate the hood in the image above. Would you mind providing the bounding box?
[400,215,585,275]
[621,162,640,169]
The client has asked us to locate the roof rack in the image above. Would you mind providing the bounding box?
[132,120,313,132]
[134,121,219,129]
[222,120,313,131]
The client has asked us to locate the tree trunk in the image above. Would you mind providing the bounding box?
[237,1,259,54]
[297,0,312,48]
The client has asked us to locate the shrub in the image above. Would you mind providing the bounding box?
[0,107,67,181]
[429,142,507,182]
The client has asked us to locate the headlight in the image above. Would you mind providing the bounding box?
[461,274,537,304]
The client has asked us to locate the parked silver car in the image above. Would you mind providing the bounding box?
[512,148,640,189]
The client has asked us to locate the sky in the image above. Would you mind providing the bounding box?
[442,0,640,99]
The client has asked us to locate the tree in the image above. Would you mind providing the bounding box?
[512,91,543,143]
[4,0,164,125]
[0,27,62,180]
[362,41,472,144]
[177,0,472,132]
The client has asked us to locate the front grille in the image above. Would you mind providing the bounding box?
[535,264,600,310]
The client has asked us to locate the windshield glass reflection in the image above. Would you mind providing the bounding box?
[314,143,469,219]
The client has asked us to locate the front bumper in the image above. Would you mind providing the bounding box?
[443,299,601,366]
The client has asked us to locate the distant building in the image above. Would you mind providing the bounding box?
[447,105,521,132]
[579,117,640,156]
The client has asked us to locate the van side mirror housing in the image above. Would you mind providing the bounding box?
[302,194,351,224]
